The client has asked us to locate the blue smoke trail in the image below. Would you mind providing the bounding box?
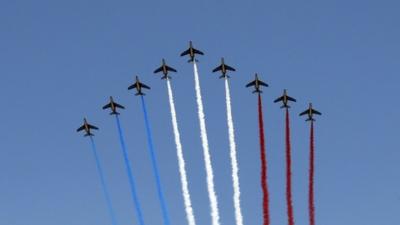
[140,95,170,225]
[115,115,145,225]
[88,136,118,225]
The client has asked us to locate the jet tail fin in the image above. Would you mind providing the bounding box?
[110,112,120,115]
[253,90,262,94]
[135,92,145,96]
[306,117,315,122]
[162,75,172,80]
[219,74,230,79]
[280,105,290,109]
[188,58,199,63]
[84,133,94,137]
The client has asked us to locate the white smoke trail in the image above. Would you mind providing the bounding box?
[224,78,244,225]
[166,79,196,225]
[193,62,220,225]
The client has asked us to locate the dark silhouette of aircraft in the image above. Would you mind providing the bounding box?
[154,59,177,79]
[77,118,99,137]
[246,73,268,93]
[180,41,204,62]
[212,58,236,78]
[102,96,125,115]
[299,103,322,121]
[128,76,150,95]
[274,89,296,108]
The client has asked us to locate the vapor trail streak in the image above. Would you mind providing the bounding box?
[193,62,220,225]
[308,121,315,225]
[115,115,145,225]
[166,79,196,225]
[257,94,270,225]
[285,108,295,225]
[224,78,244,225]
[140,96,170,225]
[88,136,118,225]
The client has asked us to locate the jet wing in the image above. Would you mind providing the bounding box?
[140,83,151,89]
[225,64,236,71]
[88,124,99,130]
[246,80,256,87]
[274,96,284,103]
[193,48,204,55]
[77,125,85,132]
[102,103,112,109]
[114,102,125,109]
[212,65,223,72]
[128,84,136,90]
[287,96,296,102]
[166,65,177,72]
[258,80,268,87]
[180,49,190,56]
[312,109,322,115]
[299,110,308,116]
[154,66,163,74]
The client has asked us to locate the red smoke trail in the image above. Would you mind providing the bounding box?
[285,108,295,225]
[309,121,315,225]
[257,93,270,225]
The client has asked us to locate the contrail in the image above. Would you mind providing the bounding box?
[308,121,315,225]
[193,62,220,225]
[285,108,295,225]
[257,93,271,225]
[115,115,145,225]
[88,136,118,225]
[166,79,197,225]
[140,95,170,225]
[224,78,244,225]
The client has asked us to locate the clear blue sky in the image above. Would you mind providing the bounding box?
[1,0,399,225]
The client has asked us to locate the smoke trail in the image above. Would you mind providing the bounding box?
[166,79,196,225]
[193,62,220,225]
[224,78,244,225]
[257,94,270,225]
[140,95,170,225]
[115,115,145,225]
[88,136,118,225]
[285,108,295,225]
[308,121,315,225]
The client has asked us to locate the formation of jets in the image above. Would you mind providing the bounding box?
[77,41,321,136]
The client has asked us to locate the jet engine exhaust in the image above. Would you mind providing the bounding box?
[193,61,221,225]
[308,121,315,225]
[285,108,295,225]
[88,136,119,225]
[224,78,244,225]
[115,115,146,225]
[257,93,271,225]
[140,95,170,225]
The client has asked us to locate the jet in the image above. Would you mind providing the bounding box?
[77,118,99,137]
[246,73,268,93]
[102,96,125,115]
[180,41,204,62]
[299,103,322,121]
[274,89,296,108]
[128,76,151,95]
[212,58,236,78]
[154,59,177,79]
